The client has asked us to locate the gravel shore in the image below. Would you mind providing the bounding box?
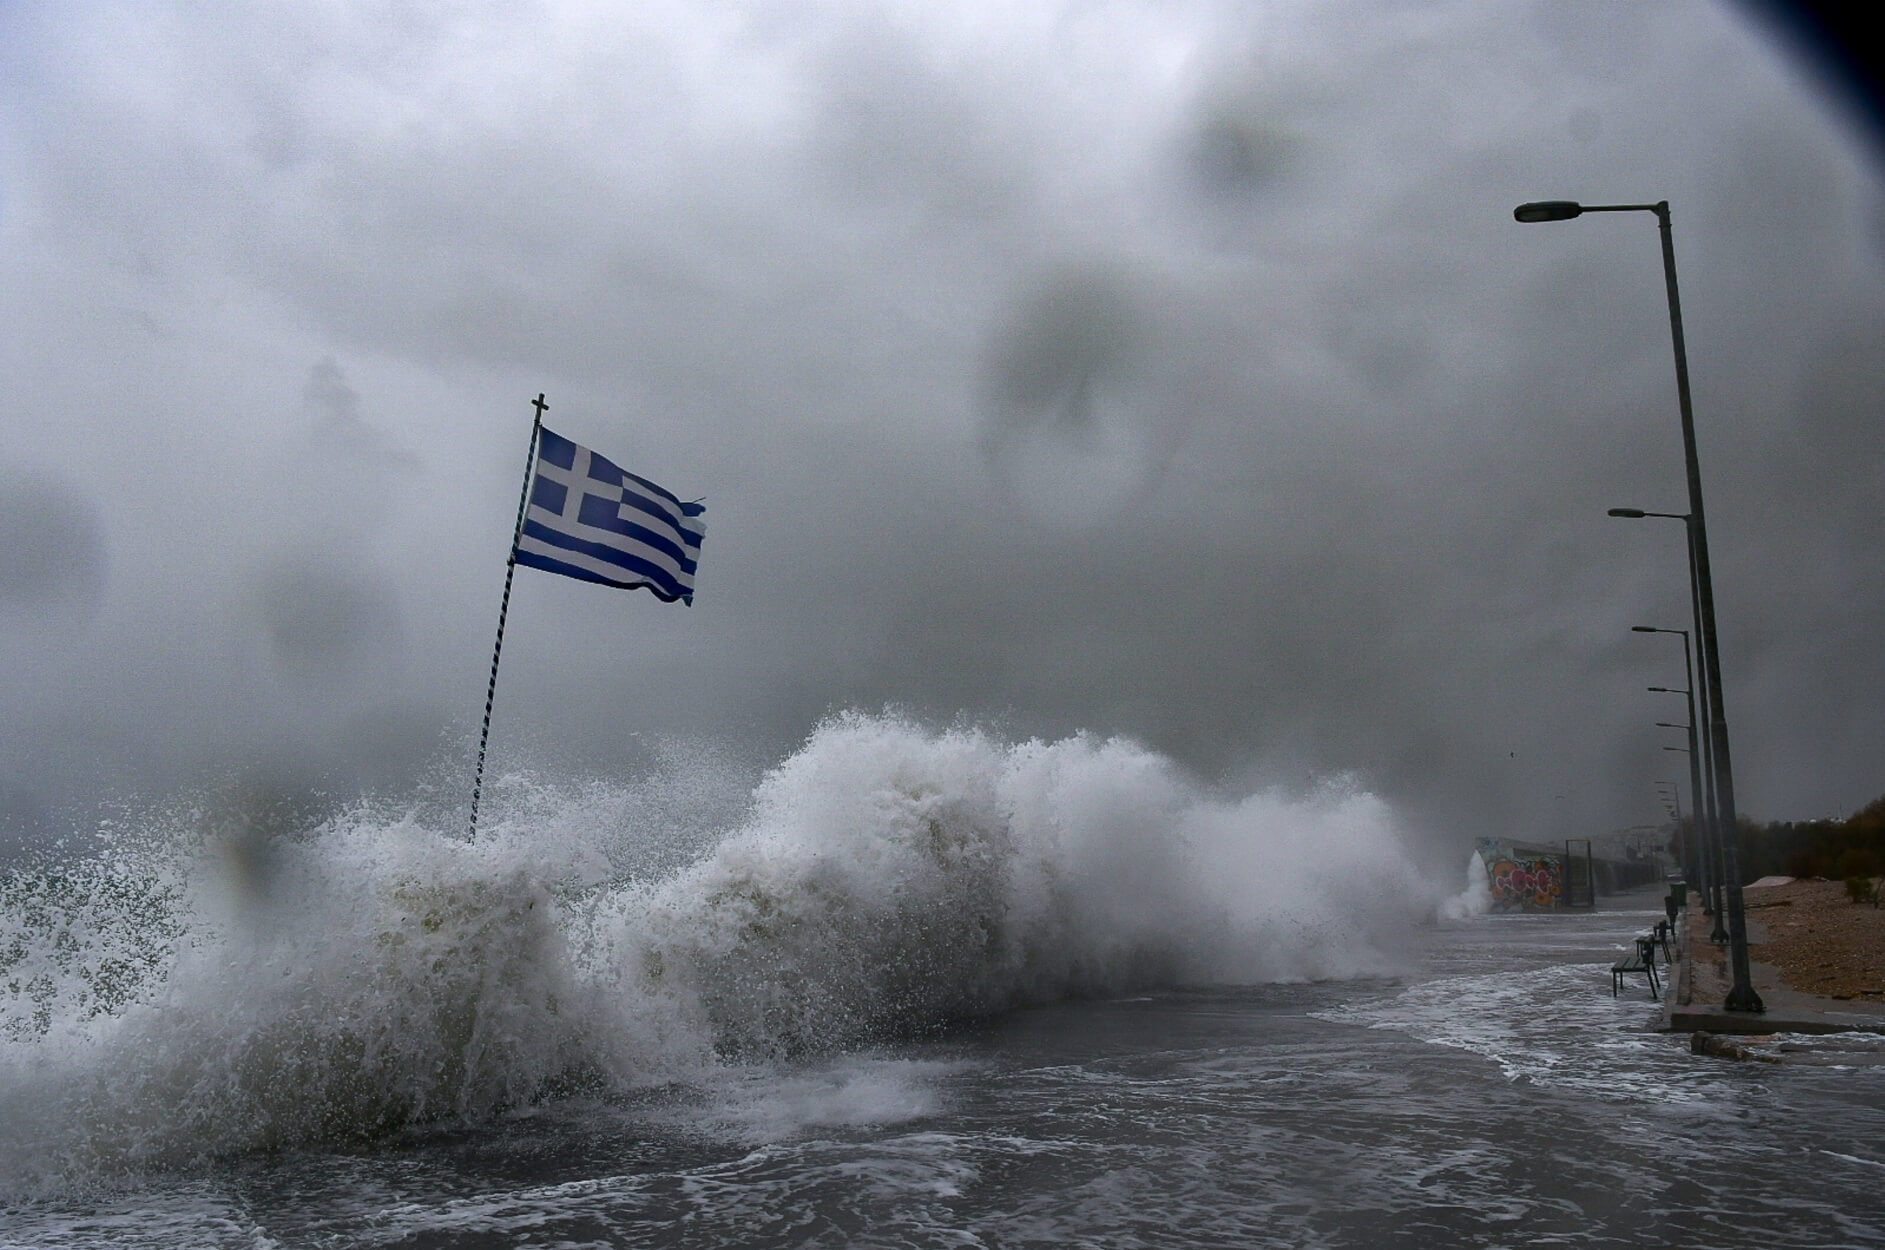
[1742,876,1885,1004]
[1684,876,1885,1007]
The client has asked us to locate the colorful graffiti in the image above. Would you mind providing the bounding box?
[1486,856,1562,910]
[1476,839,1564,911]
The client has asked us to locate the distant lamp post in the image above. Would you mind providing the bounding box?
[1653,754,1686,821]
[1637,628,1729,942]
[1618,515,1725,928]
[1521,197,1760,1010]
[1658,723,1704,871]
[1636,627,1708,894]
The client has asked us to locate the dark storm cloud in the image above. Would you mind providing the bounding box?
[252,557,405,691]
[0,472,105,620]
[0,0,1879,858]
[986,266,1142,431]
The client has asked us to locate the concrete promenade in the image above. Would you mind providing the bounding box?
[1660,892,1885,1036]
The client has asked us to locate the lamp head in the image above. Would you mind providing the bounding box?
[1608,507,1647,518]
[1514,200,1584,223]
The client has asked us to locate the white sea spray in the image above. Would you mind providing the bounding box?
[0,711,1440,1193]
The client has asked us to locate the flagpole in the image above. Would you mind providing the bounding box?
[468,392,547,838]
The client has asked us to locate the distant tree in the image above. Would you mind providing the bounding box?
[1736,795,1885,882]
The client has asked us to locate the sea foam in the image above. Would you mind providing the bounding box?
[0,711,1436,1190]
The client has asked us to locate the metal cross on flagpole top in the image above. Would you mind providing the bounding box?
[468,393,547,839]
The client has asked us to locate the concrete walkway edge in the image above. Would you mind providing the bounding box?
[1658,900,1885,1035]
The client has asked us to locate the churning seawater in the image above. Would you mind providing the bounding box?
[3,713,1881,1248]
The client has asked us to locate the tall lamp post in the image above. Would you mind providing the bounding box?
[1516,198,1761,1011]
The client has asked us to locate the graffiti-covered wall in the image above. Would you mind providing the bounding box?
[1475,839,1564,911]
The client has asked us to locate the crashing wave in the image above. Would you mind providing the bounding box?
[0,711,1437,1188]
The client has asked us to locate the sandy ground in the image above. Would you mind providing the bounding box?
[1687,877,1885,1004]
[1742,877,1885,1002]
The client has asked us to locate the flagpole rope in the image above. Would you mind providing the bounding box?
[469,393,547,839]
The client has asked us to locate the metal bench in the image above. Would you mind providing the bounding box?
[1611,934,1661,1000]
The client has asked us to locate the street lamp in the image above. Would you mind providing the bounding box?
[1654,753,1686,819]
[1636,626,1708,891]
[1631,598,1730,937]
[1655,727,1706,892]
[1619,518,1726,929]
[1638,631,1728,940]
[1520,198,1761,1011]
[1651,721,1706,905]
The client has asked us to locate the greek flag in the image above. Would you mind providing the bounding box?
[513,426,705,604]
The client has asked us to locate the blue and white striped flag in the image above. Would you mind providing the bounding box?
[513,426,705,605]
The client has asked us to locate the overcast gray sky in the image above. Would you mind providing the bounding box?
[1,0,1879,860]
